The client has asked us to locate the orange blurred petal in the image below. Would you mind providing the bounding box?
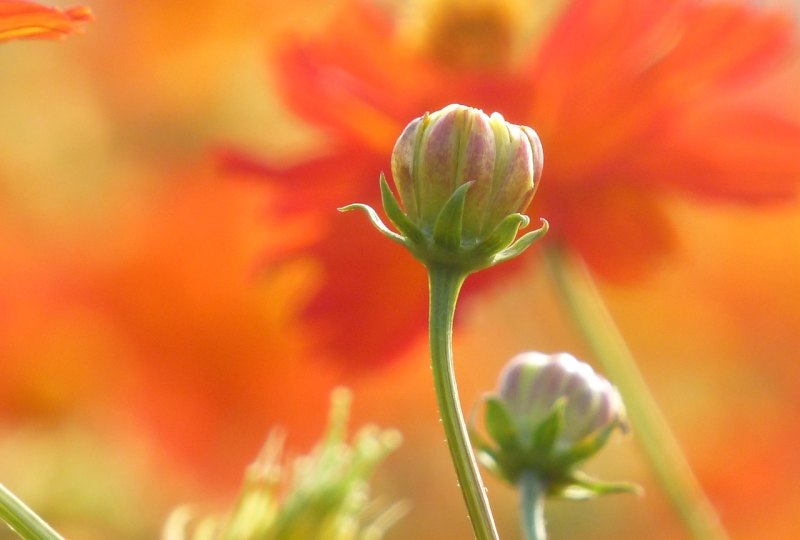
[225,144,433,369]
[539,186,677,281]
[0,1,92,42]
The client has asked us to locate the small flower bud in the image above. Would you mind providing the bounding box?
[499,352,625,452]
[472,352,636,498]
[339,103,547,273]
[391,103,543,242]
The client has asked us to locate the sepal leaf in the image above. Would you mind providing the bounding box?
[551,471,643,500]
[475,213,531,257]
[338,203,408,247]
[483,396,520,452]
[432,182,472,251]
[491,219,549,265]
[531,399,565,455]
[379,173,426,245]
[556,421,623,468]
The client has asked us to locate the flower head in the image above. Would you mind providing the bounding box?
[472,351,634,498]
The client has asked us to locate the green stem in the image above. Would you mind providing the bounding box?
[544,246,729,540]
[0,484,65,540]
[519,471,547,540]
[428,265,499,540]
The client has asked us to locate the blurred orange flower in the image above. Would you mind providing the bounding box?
[0,164,338,486]
[0,0,91,42]
[225,0,800,369]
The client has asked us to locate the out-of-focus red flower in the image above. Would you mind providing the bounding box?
[0,0,92,42]
[225,0,800,369]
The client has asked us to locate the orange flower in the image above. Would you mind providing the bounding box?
[0,0,92,43]
[225,0,800,368]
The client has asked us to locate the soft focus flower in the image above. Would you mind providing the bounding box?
[0,0,92,43]
[472,351,631,497]
[225,0,800,369]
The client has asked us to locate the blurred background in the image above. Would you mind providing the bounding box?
[1,0,800,538]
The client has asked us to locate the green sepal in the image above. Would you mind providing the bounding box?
[551,470,643,500]
[468,421,505,480]
[555,420,621,469]
[491,218,549,265]
[432,182,472,251]
[338,203,408,247]
[474,213,531,257]
[531,399,565,455]
[379,173,426,246]
[483,396,520,452]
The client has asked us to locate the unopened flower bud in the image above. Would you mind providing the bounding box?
[391,103,543,241]
[340,103,547,273]
[472,352,636,498]
[498,352,625,455]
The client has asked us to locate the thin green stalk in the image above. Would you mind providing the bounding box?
[0,484,65,540]
[519,471,547,540]
[544,246,728,540]
[428,265,499,540]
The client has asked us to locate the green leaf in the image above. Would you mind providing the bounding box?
[379,173,425,245]
[338,203,408,247]
[483,397,520,452]
[432,182,472,251]
[474,213,530,257]
[491,218,549,265]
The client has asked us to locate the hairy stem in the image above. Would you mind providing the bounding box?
[428,265,499,540]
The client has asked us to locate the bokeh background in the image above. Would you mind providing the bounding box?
[2,0,800,538]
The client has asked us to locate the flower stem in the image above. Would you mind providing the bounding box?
[0,484,65,540]
[544,246,729,540]
[428,265,499,540]
[519,471,547,540]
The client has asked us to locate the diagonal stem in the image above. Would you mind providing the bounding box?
[428,264,499,540]
[0,484,65,540]
[544,246,729,540]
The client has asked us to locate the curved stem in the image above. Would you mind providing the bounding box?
[544,246,729,540]
[519,471,547,540]
[428,265,499,540]
[0,484,65,540]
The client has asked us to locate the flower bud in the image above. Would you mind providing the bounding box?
[498,352,625,454]
[391,103,543,242]
[340,103,547,273]
[472,352,634,498]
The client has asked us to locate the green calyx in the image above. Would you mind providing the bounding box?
[470,396,640,500]
[339,174,548,274]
